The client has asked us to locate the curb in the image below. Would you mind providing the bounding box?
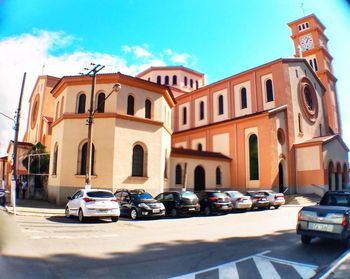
[315,249,350,279]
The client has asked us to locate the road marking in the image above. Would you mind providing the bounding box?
[31,234,119,240]
[218,262,239,279]
[168,250,318,279]
[253,256,281,279]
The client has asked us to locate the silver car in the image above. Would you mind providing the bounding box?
[258,190,285,209]
[65,189,120,222]
[225,190,252,211]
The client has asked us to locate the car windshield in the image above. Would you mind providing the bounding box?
[226,191,244,198]
[87,191,114,198]
[181,191,197,199]
[208,192,228,198]
[320,193,350,207]
[131,192,153,200]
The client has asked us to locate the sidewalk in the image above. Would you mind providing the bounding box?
[316,249,350,279]
[5,198,64,217]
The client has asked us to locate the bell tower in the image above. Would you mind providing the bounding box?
[288,14,341,135]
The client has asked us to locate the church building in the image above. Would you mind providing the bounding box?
[5,14,348,204]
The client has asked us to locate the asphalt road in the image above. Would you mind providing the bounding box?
[0,206,347,279]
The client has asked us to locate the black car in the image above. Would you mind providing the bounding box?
[195,190,233,216]
[0,189,6,207]
[114,189,165,220]
[245,191,270,210]
[155,191,200,217]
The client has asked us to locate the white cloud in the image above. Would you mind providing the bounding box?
[0,31,168,155]
[0,30,198,155]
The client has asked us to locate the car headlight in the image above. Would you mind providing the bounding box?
[159,203,165,210]
[138,203,151,210]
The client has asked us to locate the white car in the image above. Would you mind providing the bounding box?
[65,189,120,222]
[258,190,285,209]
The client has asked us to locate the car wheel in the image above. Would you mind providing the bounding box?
[301,235,312,245]
[78,209,85,223]
[274,205,280,209]
[65,207,70,218]
[130,208,138,220]
[170,208,177,218]
[111,216,119,223]
[204,206,211,216]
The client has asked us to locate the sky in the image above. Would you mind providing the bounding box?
[0,0,349,156]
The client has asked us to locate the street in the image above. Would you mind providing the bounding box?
[0,206,347,279]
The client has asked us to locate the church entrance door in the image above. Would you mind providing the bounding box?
[194,166,205,191]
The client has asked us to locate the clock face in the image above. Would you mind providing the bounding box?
[300,34,314,51]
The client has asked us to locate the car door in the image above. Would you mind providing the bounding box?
[69,191,82,215]
[162,193,174,214]
[119,192,131,216]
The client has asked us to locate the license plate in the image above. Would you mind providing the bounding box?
[188,208,195,211]
[152,209,160,213]
[308,222,333,232]
[97,209,109,213]
[222,205,228,209]
[243,200,249,203]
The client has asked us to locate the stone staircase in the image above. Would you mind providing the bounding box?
[285,194,321,205]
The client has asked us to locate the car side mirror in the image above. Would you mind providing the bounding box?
[316,202,320,205]
[67,196,71,200]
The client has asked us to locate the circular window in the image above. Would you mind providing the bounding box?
[298,77,318,123]
[277,128,285,145]
[31,95,40,129]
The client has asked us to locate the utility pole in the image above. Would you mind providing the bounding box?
[83,64,105,189]
[11,72,26,214]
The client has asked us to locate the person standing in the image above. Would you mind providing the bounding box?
[16,179,21,200]
[22,179,28,199]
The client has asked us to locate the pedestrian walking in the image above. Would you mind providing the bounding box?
[22,179,28,199]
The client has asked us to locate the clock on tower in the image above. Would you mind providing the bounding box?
[299,34,314,51]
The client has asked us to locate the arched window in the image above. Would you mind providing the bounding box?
[60,97,64,117]
[199,101,205,120]
[249,134,259,180]
[52,144,58,175]
[132,145,144,177]
[79,142,95,175]
[241,88,247,109]
[197,143,203,151]
[173,75,177,85]
[266,79,274,102]
[127,95,134,115]
[97,92,106,113]
[145,99,151,119]
[77,94,86,114]
[190,79,193,88]
[164,154,168,179]
[196,81,199,89]
[182,107,187,125]
[218,95,224,115]
[298,113,303,134]
[164,76,169,85]
[313,58,318,71]
[55,101,60,120]
[175,164,182,184]
[216,167,221,185]
[157,76,161,84]
[184,77,188,86]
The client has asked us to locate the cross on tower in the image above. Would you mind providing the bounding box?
[300,3,306,16]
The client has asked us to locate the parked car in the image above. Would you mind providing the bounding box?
[258,190,285,209]
[225,190,252,211]
[114,189,165,220]
[195,190,233,216]
[65,189,120,222]
[297,191,350,246]
[155,191,200,217]
[0,189,6,207]
[245,191,270,210]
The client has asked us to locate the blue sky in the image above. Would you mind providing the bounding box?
[0,0,349,155]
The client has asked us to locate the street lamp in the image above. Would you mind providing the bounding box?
[83,64,121,189]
